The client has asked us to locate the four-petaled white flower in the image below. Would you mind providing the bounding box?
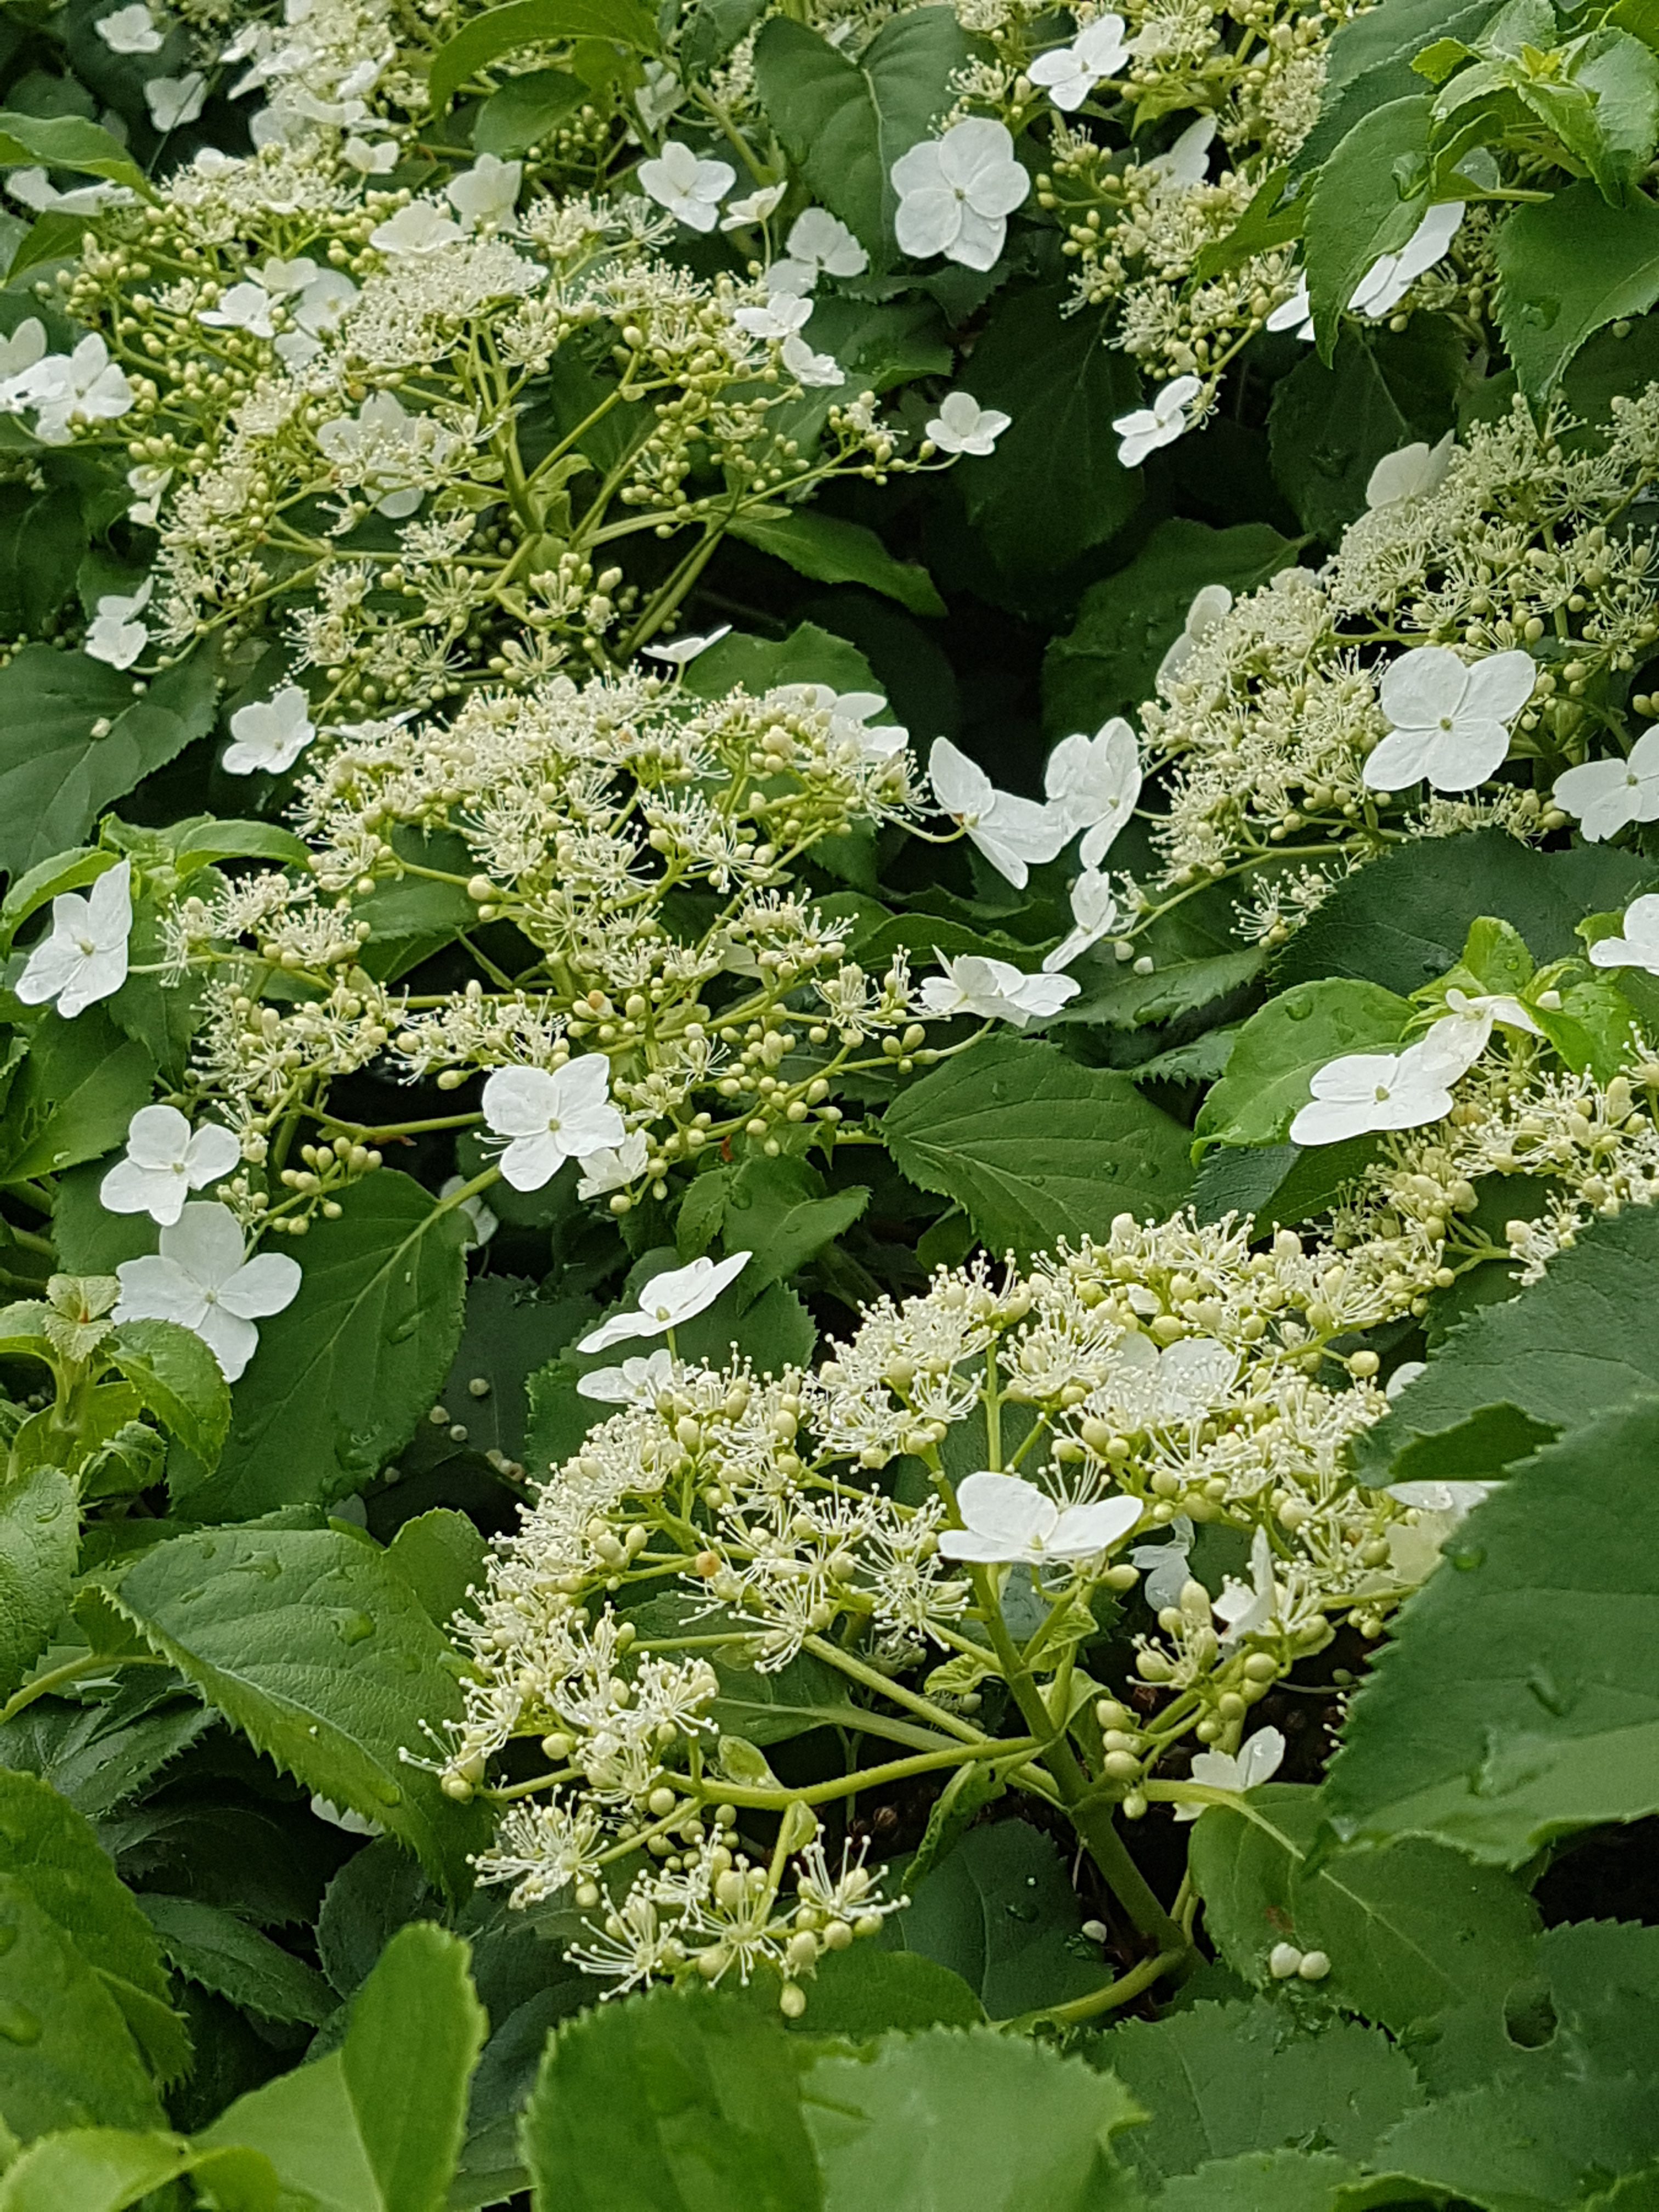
[275,269,359,369]
[343,136,399,176]
[439,1175,498,1249]
[781,332,843,387]
[638,140,735,233]
[1289,1030,1463,1148]
[16,859,132,1019]
[1589,893,1659,978]
[770,207,868,292]
[1045,715,1141,867]
[578,1249,754,1355]
[917,952,1080,1029]
[370,200,464,256]
[721,183,786,230]
[926,391,1011,456]
[1213,1526,1280,1646]
[1384,1478,1497,1519]
[640,625,731,667]
[1350,200,1464,320]
[1158,583,1232,687]
[482,1058,626,1192]
[929,736,1069,888]
[1365,432,1454,511]
[85,578,152,670]
[446,153,522,230]
[938,1470,1142,1566]
[115,1201,301,1381]
[1129,1515,1194,1609]
[222,686,315,776]
[1364,645,1535,794]
[1029,14,1128,110]
[891,119,1030,272]
[1113,374,1201,469]
[1043,867,1120,973]
[97,1,162,48]
[101,1105,240,1226]
[1176,1726,1285,1820]
[1554,726,1659,842]
[7,335,134,445]
[576,1128,650,1200]
[1146,116,1215,193]
[577,1348,676,1405]
[127,461,171,527]
[733,291,814,342]
[145,71,206,131]
[1434,988,1541,1065]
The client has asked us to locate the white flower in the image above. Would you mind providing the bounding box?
[929,736,1069,889]
[1129,1516,1194,1610]
[1043,867,1120,973]
[1146,116,1215,193]
[439,1175,498,1249]
[100,1105,240,1226]
[482,1059,626,1192]
[578,1250,753,1355]
[315,391,461,518]
[198,281,279,338]
[891,119,1030,272]
[938,1471,1141,1566]
[828,689,906,755]
[925,391,1011,456]
[733,291,814,341]
[115,1203,301,1382]
[1289,1033,1460,1147]
[145,72,206,131]
[1554,726,1659,842]
[1177,1727,1285,1820]
[917,953,1080,1028]
[1385,1360,1427,1401]
[575,1128,651,1200]
[11,335,134,445]
[16,859,132,1019]
[1589,893,1659,977]
[85,579,152,670]
[1044,715,1141,867]
[638,140,734,232]
[1213,1527,1280,1647]
[1384,1478,1497,1519]
[446,153,522,230]
[1350,200,1464,320]
[1158,584,1233,686]
[343,136,398,175]
[1434,988,1542,1062]
[1028,14,1128,110]
[769,206,867,291]
[1365,432,1454,510]
[222,686,315,776]
[1364,646,1535,794]
[126,462,171,528]
[1265,276,1313,340]
[640,625,731,667]
[577,1349,675,1405]
[781,332,843,387]
[8,168,129,217]
[720,183,786,230]
[275,269,358,369]
[1112,374,1201,469]
[97,2,163,50]
[370,201,464,256]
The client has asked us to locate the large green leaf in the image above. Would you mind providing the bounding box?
[0,111,149,193]
[879,1819,1105,2018]
[428,0,658,109]
[719,1155,869,1297]
[1293,0,1496,173]
[1267,322,1462,543]
[729,511,945,617]
[0,1009,153,1188]
[174,1169,468,1518]
[882,1036,1194,1263]
[1328,1395,1659,1862]
[1148,2149,1376,2210]
[0,1877,163,2140]
[0,1468,79,1701]
[1373,2075,1659,2212]
[136,1895,334,2027]
[1302,95,1434,357]
[1194,981,1410,1150]
[0,2132,281,2212]
[1496,181,1659,399]
[105,1319,230,1471]
[111,1527,492,1894]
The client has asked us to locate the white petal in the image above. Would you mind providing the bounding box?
[215,1251,302,1321]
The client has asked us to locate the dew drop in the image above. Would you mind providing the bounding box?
[0,2002,41,2046]
[1448,1543,1485,1572]
[370,1776,404,1808]
[335,1611,375,1648]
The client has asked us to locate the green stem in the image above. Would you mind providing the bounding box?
[1003,1944,1189,2032]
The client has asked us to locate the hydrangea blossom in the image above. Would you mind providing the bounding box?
[84,579,152,670]
[1554,727,1659,842]
[1290,1034,1463,1147]
[891,120,1029,272]
[924,393,1011,456]
[100,1106,241,1226]
[1157,584,1233,686]
[1113,375,1201,469]
[1176,1728,1285,1820]
[938,1472,1142,1567]
[481,1059,626,1192]
[1365,433,1454,510]
[1589,895,1659,977]
[1029,15,1130,110]
[578,1250,754,1355]
[638,141,734,232]
[15,860,132,1019]
[95,3,163,51]
[1043,868,1120,973]
[929,737,1068,888]
[916,953,1080,1028]
[1364,646,1536,794]
[1044,717,1141,867]
[222,687,316,776]
[114,1203,301,1381]
[145,72,206,131]
[770,208,867,293]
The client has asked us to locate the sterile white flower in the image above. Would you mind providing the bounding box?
[781,332,843,387]
[1043,867,1120,972]
[145,71,206,131]
[1158,583,1233,686]
[198,281,278,338]
[1213,1527,1280,1647]
[1146,116,1215,192]
[1435,987,1542,1060]
[114,1202,301,1381]
[446,153,522,230]
[938,1471,1141,1566]
[635,59,685,133]
[917,953,1080,1028]
[12,335,134,444]
[732,291,814,341]
[315,391,461,518]
[1350,200,1464,320]
[1289,1034,1460,1147]
[482,1059,626,1192]
[222,686,315,776]
[97,2,163,50]
[929,736,1069,888]
[1265,276,1313,340]
[1177,1727,1285,1819]
[370,201,464,256]
[1589,894,1659,977]
[578,1249,754,1354]
[891,119,1029,272]
[1113,374,1201,469]
[100,1105,240,1226]
[1365,432,1454,510]
[1384,1479,1498,1517]
[275,269,359,368]
[1554,726,1659,842]
[126,462,170,527]
[343,136,399,175]
[1364,646,1536,793]
[925,391,1011,456]
[720,183,786,229]
[1044,715,1141,867]
[1029,14,1128,110]
[640,625,731,667]
[638,140,734,232]
[8,168,129,217]
[439,1175,498,1249]
[1385,1361,1427,1401]
[1129,1516,1194,1610]
[84,578,152,670]
[769,207,868,292]
[16,859,132,1019]
[575,1128,650,1200]
[577,1348,675,1404]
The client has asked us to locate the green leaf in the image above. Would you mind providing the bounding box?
[1496,180,1659,400]
[1194,980,1411,1149]
[681,0,769,77]
[110,1527,493,1894]
[728,511,945,618]
[0,1765,189,2087]
[1188,1783,1539,2029]
[1268,322,1463,543]
[1302,95,1434,358]
[1414,1918,1659,2102]
[105,1319,230,1470]
[0,1877,163,2140]
[0,485,86,641]
[0,2131,281,2212]
[385,1509,489,1629]
[171,819,309,870]
[752,9,973,259]
[136,1895,334,2026]
[174,1169,468,1518]
[1149,2149,1372,2211]
[881,1820,1106,2018]
[473,67,586,154]
[1328,1394,1659,1863]
[789,1947,984,2038]
[1103,1999,1423,2186]
[0,644,218,879]
[1374,2075,1659,2212]
[882,1036,1194,1265]
[520,1987,823,2211]
[1503,30,1659,208]
[0,1009,153,1188]
[0,111,148,194]
[428,0,658,109]
[204,1923,486,2212]
[0,1470,78,1702]
[721,1155,868,1298]
[1294,0,1497,175]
